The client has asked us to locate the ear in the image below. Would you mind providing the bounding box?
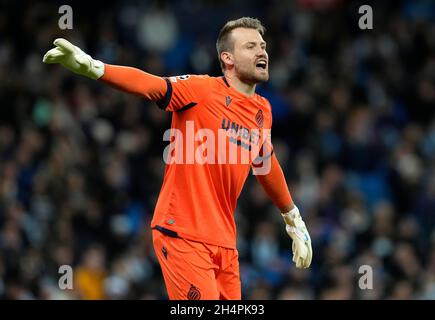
[220,51,234,69]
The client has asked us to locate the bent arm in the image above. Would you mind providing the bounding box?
[255,150,312,269]
[100,64,168,101]
[255,153,295,213]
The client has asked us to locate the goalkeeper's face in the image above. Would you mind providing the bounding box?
[231,28,269,84]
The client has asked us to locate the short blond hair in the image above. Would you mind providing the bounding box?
[216,17,266,71]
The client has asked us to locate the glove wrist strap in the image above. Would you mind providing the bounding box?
[281,206,300,226]
[90,59,105,79]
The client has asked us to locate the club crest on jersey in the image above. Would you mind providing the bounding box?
[187,284,201,300]
[226,96,232,107]
[255,109,264,128]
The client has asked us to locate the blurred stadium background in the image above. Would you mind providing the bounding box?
[0,0,435,299]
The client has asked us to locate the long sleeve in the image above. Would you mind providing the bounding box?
[100,64,168,101]
[255,153,293,211]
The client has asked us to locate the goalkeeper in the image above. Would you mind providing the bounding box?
[43,17,312,300]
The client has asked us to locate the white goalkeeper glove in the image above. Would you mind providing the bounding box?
[43,38,105,80]
[282,206,312,269]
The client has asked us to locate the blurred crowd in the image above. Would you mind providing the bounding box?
[0,0,435,299]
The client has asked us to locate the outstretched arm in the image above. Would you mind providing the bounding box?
[100,65,167,101]
[255,153,313,269]
[43,38,167,101]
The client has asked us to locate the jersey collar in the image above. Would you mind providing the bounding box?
[220,76,258,101]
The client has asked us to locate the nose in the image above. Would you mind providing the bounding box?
[257,48,267,58]
[257,51,267,60]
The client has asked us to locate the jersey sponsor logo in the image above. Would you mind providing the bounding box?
[221,118,261,151]
[162,120,272,174]
[187,284,201,300]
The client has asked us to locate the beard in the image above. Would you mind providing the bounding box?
[235,61,269,84]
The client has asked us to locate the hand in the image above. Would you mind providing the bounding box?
[282,206,312,269]
[43,38,104,80]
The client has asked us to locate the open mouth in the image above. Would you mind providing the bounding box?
[256,61,267,70]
